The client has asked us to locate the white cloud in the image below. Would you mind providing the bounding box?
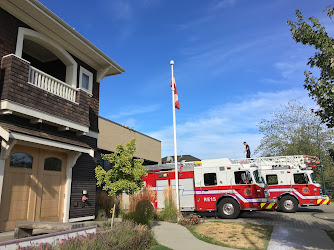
[275,61,308,79]
[148,89,316,160]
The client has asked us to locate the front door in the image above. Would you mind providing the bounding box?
[0,145,66,231]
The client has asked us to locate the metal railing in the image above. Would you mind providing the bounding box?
[28,66,77,102]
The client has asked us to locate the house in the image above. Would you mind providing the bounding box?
[0,0,124,231]
[97,117,161,169]
[161,155,201,164]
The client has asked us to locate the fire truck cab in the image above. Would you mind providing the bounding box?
[232,155,331,212]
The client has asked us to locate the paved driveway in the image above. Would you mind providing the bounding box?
[205,205,334,230]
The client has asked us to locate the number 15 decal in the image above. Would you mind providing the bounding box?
[204,197,216,202]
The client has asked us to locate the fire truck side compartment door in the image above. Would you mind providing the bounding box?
[156,180,168,209]
[194,167,202,187]
[170,178,195,211]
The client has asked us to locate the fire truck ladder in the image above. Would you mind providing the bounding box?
[145,161,202,171]
[231,155,320,169]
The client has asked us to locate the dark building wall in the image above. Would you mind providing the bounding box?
[70,136,98,219]
[0,8,30,58]
[73,56,100,133]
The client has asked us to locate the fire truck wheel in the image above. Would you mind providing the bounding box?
[279,196,298,213]
[218,198,240,219]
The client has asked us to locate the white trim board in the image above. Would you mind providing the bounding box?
[69,215,95,223]
[10,132,94,157]
[87,130,99,139]
[1,100,89,133]
[15,27,78,88]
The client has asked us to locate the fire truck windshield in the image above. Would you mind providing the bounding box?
[253,170,264,184]
[310,173,317,183]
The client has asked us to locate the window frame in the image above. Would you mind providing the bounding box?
[293,173,309,184]
[79,66,93,95]
[44,157,62,172]
[266,174,278,185]
[10,152,33,169]
[203,173,217,186]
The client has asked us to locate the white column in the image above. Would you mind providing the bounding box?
[0,139,16,205]
[63,152,81,222]
[0,160,5,205]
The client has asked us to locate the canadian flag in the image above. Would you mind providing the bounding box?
[171,74,180,109]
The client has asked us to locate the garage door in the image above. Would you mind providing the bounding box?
[0,144,66,231]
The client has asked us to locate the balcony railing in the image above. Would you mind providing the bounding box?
[28,66,77,102]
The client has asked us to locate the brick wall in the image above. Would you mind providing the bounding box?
[0,54,90,126]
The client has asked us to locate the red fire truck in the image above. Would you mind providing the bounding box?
[232,155,331,212]
[141,158,269,219]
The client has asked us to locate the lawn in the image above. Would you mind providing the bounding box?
[188,221,273,250]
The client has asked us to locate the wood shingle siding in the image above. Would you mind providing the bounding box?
[0,8,30,58]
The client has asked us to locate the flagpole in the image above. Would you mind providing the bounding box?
[170,60,180,212]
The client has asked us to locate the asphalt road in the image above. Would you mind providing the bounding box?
[196,204,334,230]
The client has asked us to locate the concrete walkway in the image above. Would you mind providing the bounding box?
[152,221,234,250]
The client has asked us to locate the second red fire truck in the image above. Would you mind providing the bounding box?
[232,155,331,212]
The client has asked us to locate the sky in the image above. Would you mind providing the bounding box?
[40,0,334,160]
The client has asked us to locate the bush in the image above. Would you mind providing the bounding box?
[96,190,115,220]
[123,187,156,225]
[31,221,154,250]
[123,199,156,226]
[181,214,201,226]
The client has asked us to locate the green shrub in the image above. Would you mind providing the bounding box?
[123,199,156,225]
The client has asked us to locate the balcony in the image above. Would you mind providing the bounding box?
[0,54,90,134]
[28,66,77,102]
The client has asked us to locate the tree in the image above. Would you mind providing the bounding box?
[255,102,334,186]
[287,6,334,127]
[95,138,147,196]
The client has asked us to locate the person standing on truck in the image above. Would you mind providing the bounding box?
[243,142,251,158]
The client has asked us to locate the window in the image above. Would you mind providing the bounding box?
[79,66,93,94]
[266,175,278,185]
[253,170,264,184]
[310,173,317,183]
[44,157,62,171]
[10,153,33,169]
[294,173,309,184]
[204,173,217,186]
[234,171,253,184]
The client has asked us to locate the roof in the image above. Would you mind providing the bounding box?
[162,155,201,163]
[0,0,125,78]
[0,120,92,154]
[99,116,161,142]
